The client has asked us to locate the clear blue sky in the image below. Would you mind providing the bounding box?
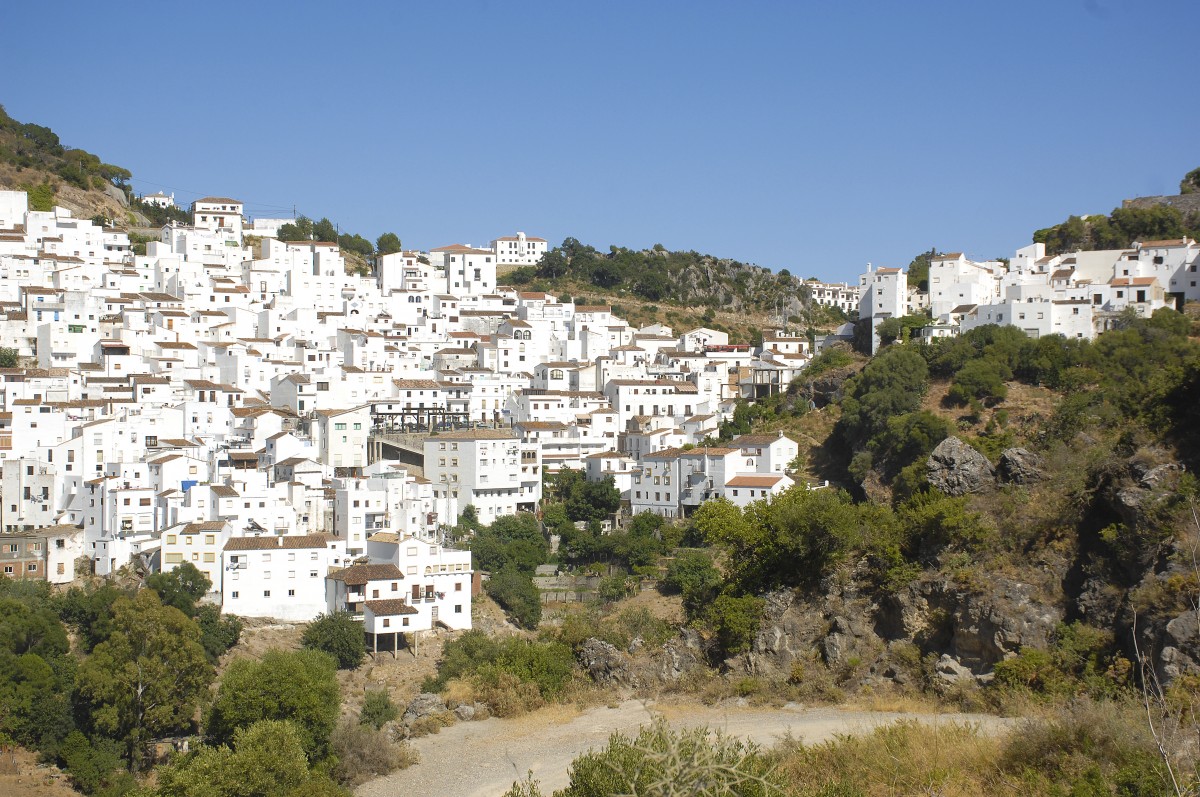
[3,1,1197,281]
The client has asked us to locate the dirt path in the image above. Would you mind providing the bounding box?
[356,699,1016,797]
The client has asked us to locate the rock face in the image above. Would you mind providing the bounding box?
[402,693,447,725]
[657,628,705,682]
[927,437,995,496]
[997,448,1042,484]
[731,570,1064,689]
[453,704,475,722]
[578,637,628,684]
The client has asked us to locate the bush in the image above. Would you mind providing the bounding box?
[999,700,1177,795]
[359,689,398,730]
[554,718,782,797]
[301,611,366,669]
[58,731,133,796]
[662,550,721,618]
[705,594,765,657]
[422,632,575,713]
[196,604,242,663]
[486,567,542,629]
[330,718,416,785]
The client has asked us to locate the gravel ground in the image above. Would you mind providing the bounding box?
[355,699,1016,797]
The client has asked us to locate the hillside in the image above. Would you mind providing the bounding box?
[0,105,149,225]
[501,238,852,342]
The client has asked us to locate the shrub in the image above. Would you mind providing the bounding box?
[999,700,1178,795]
[662,551,721,617]
[301,611,366,669]
[486,567,542,629]
[359,689,398,730]
[422,632,575,711]
[555,718,782,797]
[705,594,765,657]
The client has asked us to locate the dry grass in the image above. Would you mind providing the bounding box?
[0,747,82,797]
[773,719,1005,797]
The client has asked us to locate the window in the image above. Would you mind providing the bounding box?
[263,590,271,597]
[455,582,462,591]
[402,617,409,626]
[288,589,295,597]
[455,605,463,613]
[231,591,239,599]
[383,618,391,628]
[334,422,347,431]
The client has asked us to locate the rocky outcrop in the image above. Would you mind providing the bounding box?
[997,448,1043,484]
[657,628,706,682]
[578,637,629,684]
[927,437,995,496]
[1159,609,1200,684]
[729,570,1063,689]
[403,693,447,725]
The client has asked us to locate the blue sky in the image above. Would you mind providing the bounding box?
[3,1,1197,281]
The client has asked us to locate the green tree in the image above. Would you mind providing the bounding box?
[905,248,940,292]
[0,651,75,753]
[836,346,929,451]
[58,731,133,796]
[1181,166,1200,195]
[301,612,365,669]
[706,594,765,656]
[0,593,69,657]
[337,232,373,258]
[54,582,131,652]
[195,604,242,663]
[948,358,1011,406]
[205,649,340,761]
[276,216,313,242]
[75,590,213,769]
[145,562,211,616]
[661,550,721,617]
[153,720,343,797]
[312,217,338,243]
[485,567,542,629]
[376,232,402,254]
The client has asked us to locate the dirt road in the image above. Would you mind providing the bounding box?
[355,700,1015,797]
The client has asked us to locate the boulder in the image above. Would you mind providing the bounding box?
[927,437,995,496]
[997,448,1043,484]
[453,704,476,722]
[578,637,628,684]
[659,629,705,681]
[402,693,447,725]
[934,654,973,684]
[1159,609,1200,685]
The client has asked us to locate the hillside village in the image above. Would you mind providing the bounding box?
[0,188,825,630]
[2,185,1199,635]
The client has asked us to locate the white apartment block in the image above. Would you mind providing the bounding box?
[491,232,548,266]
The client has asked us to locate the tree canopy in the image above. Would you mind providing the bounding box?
[75,590,213,769]
[205,649,340,761]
